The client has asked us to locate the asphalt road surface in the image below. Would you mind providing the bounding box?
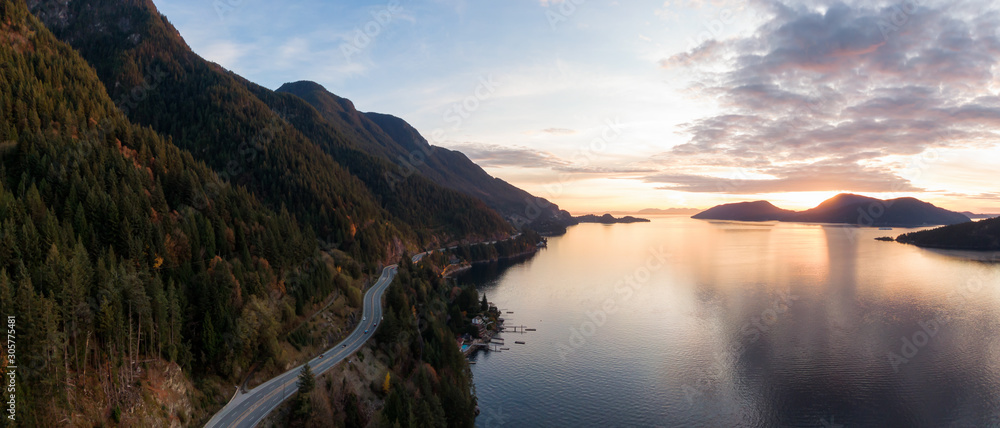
[204,265,397,428]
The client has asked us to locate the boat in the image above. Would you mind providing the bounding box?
[515,341,525,344]
[500,347,509,350]
[525,328,536,331]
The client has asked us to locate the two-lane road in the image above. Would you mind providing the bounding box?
[205,265,397,428]
[410,233,521,264]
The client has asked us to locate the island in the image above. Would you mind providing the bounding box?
[962,211,1000,220]
[692,200,794,221]
[637,207,702,215]
[895,216,1000,251]
[692,194,971,228]
[573,213,651,224]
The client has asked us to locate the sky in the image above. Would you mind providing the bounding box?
[152,0,1000,214]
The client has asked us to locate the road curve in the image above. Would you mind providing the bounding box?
[205,265,398,428]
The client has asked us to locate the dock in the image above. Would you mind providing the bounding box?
[503,325,532,333]
[458,303,536,358]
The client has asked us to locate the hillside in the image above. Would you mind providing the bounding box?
[27,0,513,268]
[692,194,971,227]
[896,216,1000,251]
[962,211,1000,220]
[638,208,701,215]
[237,78,512,245]
[691,200,795,221]
[574,214,651,224]
[276,81,576,234]
[2,0,508,426]
[787,194,970,227]
[0,1,354,424]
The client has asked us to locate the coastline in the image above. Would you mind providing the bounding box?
[442,247,542,278]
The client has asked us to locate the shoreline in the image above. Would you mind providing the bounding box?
[442,247,542,278]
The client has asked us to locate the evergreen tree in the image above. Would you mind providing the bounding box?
[291,363,315,425]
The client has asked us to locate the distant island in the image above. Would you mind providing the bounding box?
[637,207,702,215]
[573,213,651,224]
[894,216,1000,251]
[693,194,971,227]
[961,211,1000,220]
[692,200,795,222]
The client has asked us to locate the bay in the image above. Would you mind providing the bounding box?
[461,216,1000,427]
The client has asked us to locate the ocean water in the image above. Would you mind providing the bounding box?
[460,216,1000,427]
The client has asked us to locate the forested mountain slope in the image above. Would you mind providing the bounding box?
[897,216,1000,251]
[0,0,355,424]
[27,0,513,269]
[239,79,512,245]
[278,81,576,234]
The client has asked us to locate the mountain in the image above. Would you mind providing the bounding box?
[0,1,351,423]
[235,78,513,244]
[276,81,575,234]
[637,208,702,215]
[787,194,970,227]
[961,211,1000,220]
[693,194,971,227]
[896,216,1000,251]
[15,0,512,425]
[573,214,651,224]
[27,0,513,269]
[692,200,796,221]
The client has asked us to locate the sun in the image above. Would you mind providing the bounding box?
[759,192,849,210]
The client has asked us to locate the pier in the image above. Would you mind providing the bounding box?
[459,303,536,358]
[502,325,534,333]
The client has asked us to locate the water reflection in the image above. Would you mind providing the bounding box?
[460,217,1000,427]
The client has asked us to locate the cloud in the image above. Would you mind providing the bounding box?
[658,0,1000,194]
[199,40,252,69]
[556,164,657,174]
[645,159,922,193]
[450,142,655,175]
[941,192,1000,201]
[542,127,577,134]
[450,143,570,168]
[522,127,578,136]
[654,1,680,21]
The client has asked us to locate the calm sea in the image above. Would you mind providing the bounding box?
[459,216,1000,427]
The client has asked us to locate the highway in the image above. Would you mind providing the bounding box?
[410,233,521,264]
[205,235,518,427]
[205,265,397,428]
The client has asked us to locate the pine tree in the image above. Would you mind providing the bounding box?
[291,363,315,424]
